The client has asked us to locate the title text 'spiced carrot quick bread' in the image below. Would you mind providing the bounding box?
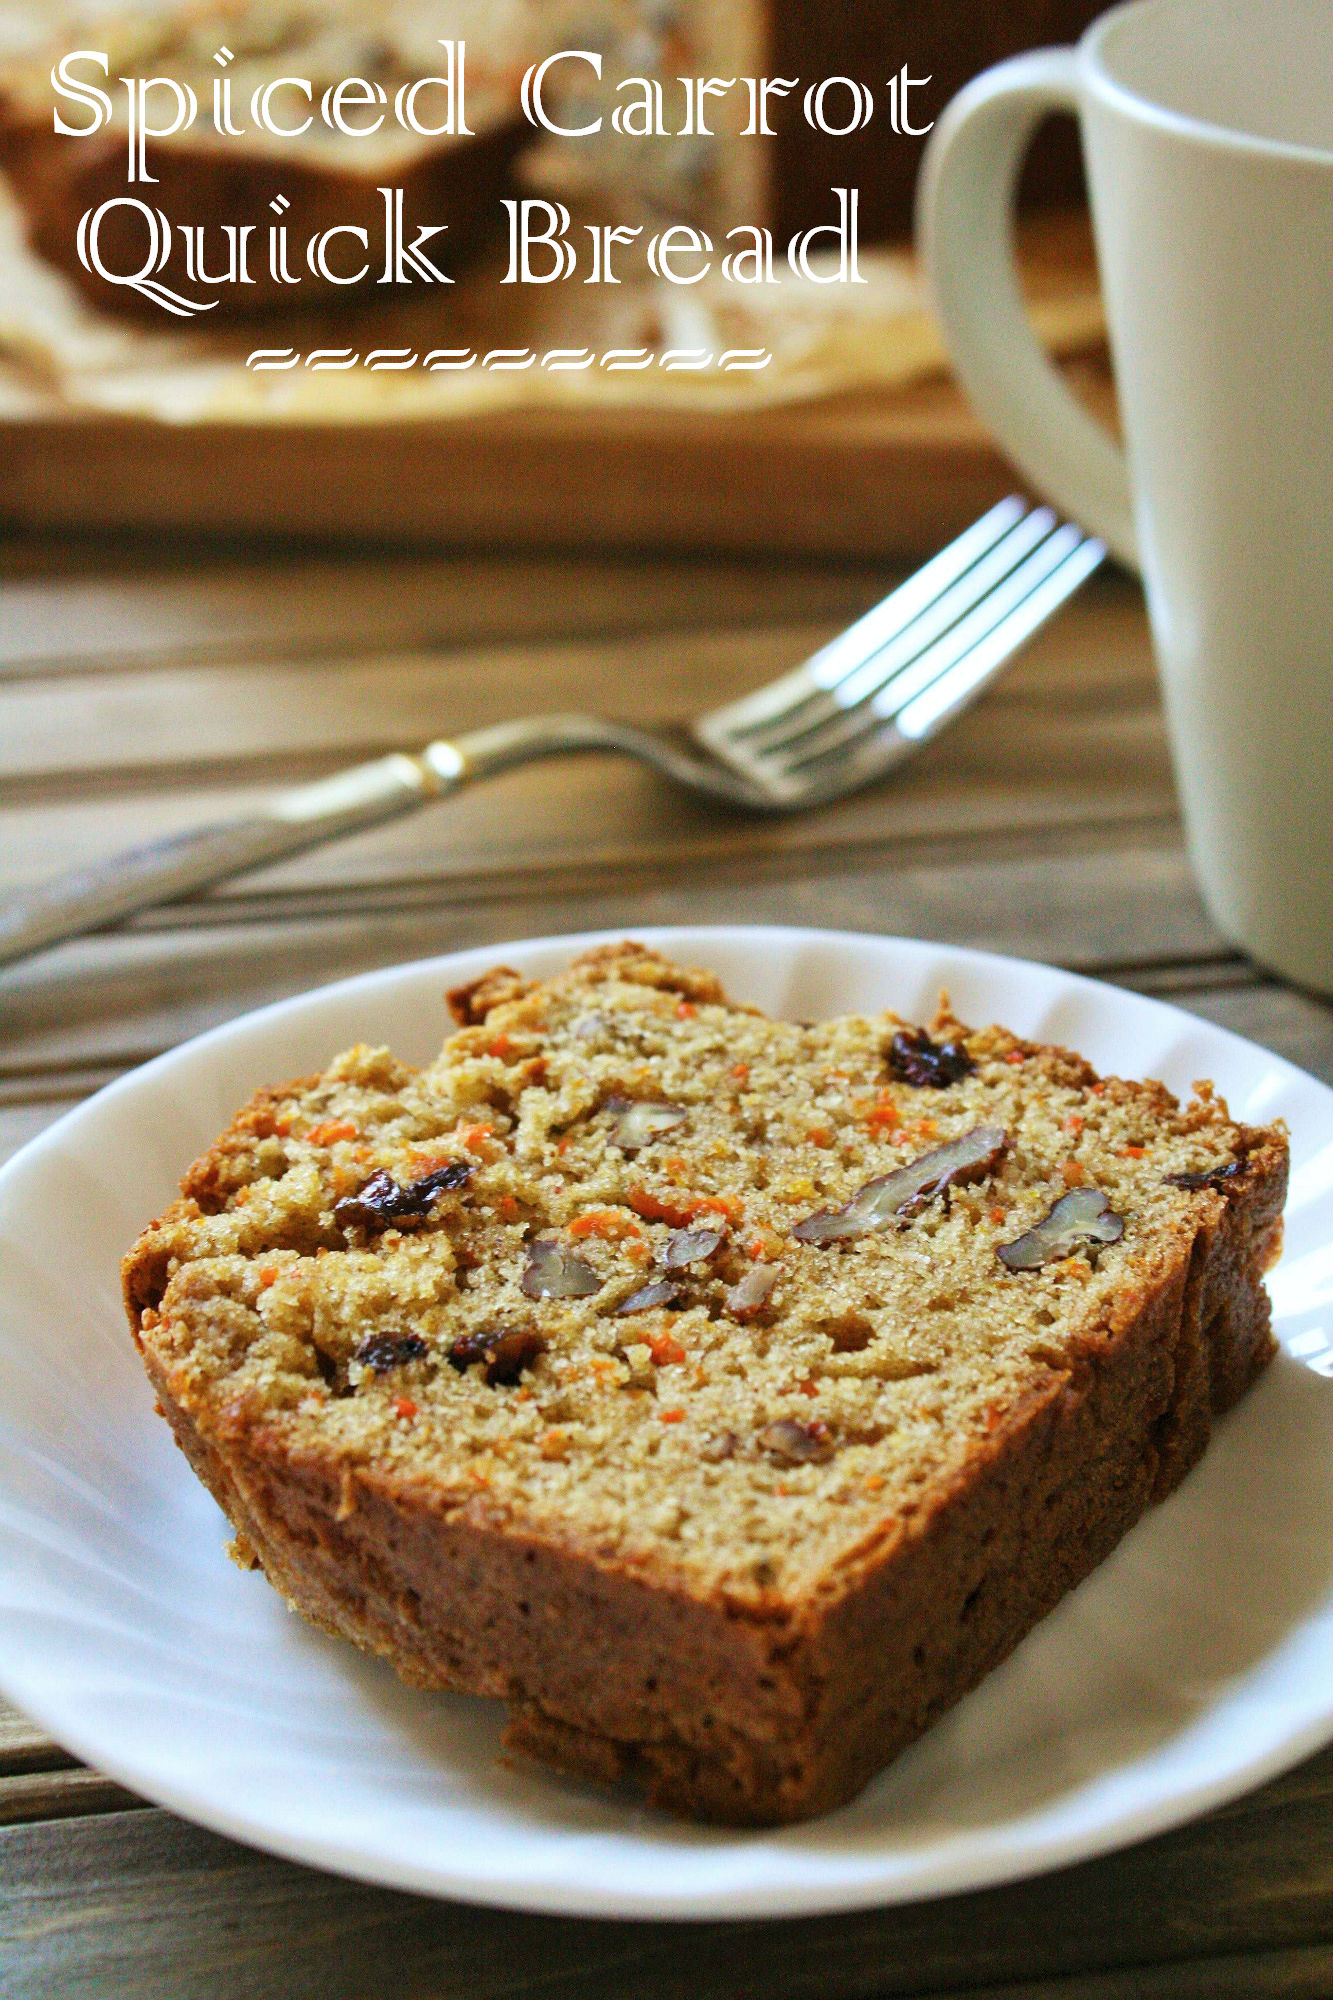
[123,944,1287,1823]
[0,1,762,317]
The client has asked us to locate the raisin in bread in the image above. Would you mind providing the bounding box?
[123,943,1287,1823]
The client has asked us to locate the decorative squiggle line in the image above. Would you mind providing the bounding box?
[242,346,775,376]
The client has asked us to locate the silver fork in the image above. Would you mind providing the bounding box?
[0,498,1102,971]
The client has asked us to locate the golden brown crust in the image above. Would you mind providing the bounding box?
[565,939,734,1005]
[445,966,531,1027]
[121,946,1288,1824]
[134,1168,1280,1823]
[124,1196,202,1334]
[179,1078,319,1212]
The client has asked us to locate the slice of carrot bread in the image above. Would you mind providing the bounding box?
[122,942,1287,1823]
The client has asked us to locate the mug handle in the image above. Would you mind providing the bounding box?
[916,50,1139,571]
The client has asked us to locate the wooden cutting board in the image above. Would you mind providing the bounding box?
[0,361,1114,559]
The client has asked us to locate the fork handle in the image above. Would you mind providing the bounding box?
[0,748,459,972]
[0,711,722,973]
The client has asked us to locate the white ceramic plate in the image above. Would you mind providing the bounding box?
[0,926,1329,1920]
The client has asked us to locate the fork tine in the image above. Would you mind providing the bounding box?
[703,496,1029,744]
[693,498,1103,808]
[775,521,1086,774]
[752,506,1059,761]
[783,531,1104,793]
[894,534,1105,741]
[798,497,1030,697]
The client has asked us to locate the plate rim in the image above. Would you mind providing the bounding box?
[1,921,1330,1920]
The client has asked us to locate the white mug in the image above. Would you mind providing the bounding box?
[918,0,1333,994]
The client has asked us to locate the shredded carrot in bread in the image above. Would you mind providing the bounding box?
[306,1119,359,1145]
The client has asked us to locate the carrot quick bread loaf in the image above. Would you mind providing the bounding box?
[123,943,1287,1823]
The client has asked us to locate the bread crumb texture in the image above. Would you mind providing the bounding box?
[123,943,1286,1818]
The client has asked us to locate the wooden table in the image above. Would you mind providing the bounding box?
[1,528,1329,1998]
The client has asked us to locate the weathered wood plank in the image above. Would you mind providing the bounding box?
[0,1062,131,1111]
[0,1768,149,1829]
[0,576,1155,799]
[0,549,884,680]
[0,625,825,787]
[0,695,1173,906]
[925,1950,1333,2000]
[0,829,1225,1077]
[0,1697,73,1776]
[1,1748,1329,2000]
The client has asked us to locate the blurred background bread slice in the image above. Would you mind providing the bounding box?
[0,0,535,316]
